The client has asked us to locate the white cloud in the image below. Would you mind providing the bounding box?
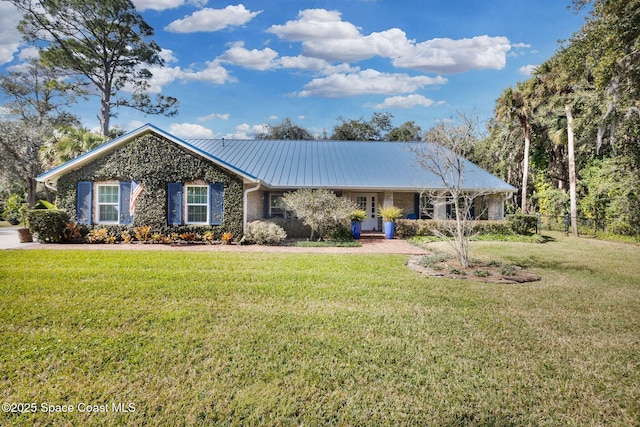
[198,113,230,121]
[169,123,215,138]
[297,69,446,98]
[518,64,537,76]
[392,35,511,73]
[219,42,278,70]
[180,60,235,84]
[268,9,361,42]
[133,0,185,11]
[268,9,411,63]
[0,2,24,65]
[165,4,261,33]
[372,94,441,109]
[268,9,513,74]
[224,123,267,139]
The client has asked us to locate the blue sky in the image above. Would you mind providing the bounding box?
[0,0,589,139]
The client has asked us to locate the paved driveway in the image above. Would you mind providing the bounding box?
[0,227,38,250]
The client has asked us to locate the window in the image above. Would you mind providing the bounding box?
[420,195,434,219]
[269,194,293,218]
[186,185,209,224]
[168,183,224,226]
[97,185,119,223]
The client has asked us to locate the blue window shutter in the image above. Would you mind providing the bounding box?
[119,181,132,224]
[77,181,92,225]
[209,183,224,225]
[168,183,183,225]
[414,193,420,219]
[263,191,270,218]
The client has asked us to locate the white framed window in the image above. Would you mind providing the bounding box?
[186,185,209,224]
[97,184,119,223]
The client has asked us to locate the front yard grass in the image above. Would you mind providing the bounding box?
[1,236,639,425]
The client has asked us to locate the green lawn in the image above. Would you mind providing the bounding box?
[1,236,638,426]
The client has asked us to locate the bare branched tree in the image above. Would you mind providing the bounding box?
[409,112,490,268]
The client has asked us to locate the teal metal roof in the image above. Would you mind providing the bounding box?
[36,124,515,193]
[187,138,516,192]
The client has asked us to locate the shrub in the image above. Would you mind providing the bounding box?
[282,189,356,240]
[607,221,636,236]
[221,232,234,244]
[326,224,354,242]
[134,225,152,242]
[26,209,70,243]
[86,228,110,243]
[244,220,287,245]
[396,219,513,238]
[2,193,25,225]
[507,214,538,235]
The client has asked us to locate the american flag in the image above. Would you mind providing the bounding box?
[130,180,144,214]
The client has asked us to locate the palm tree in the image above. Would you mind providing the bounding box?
[40,126,106,169]
[495,82,533,213]
[533,60,581,237]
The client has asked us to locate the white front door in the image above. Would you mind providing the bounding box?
[354,193,378,231]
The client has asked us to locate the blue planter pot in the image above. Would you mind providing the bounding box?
[351,221,362,239]
[383,221,395,239]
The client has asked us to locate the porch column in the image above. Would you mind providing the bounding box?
[383,191,394,208]
[433,196,447,220]
[487,193,505,220]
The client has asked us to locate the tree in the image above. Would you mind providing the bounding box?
[495,82,534,213]
[532,58,585,237]
[11,0,178,136]
[255,118,315,140]
[571,0,640,153]
[0,59,78,207]
[40,126,107,169]
[386,121,422,141]
[331,112,393,141]
[409,112,487,268]
[282,189,357,240]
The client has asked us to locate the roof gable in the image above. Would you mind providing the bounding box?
[37,124,257,185]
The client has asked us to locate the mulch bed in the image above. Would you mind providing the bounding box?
[407,255,541,284]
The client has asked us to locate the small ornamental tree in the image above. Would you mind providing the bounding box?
[282,189,357,240]
[409,112,490,268]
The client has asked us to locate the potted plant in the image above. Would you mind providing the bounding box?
[378,206,403,239]
[349,209,367,239]
[16,204,33,243]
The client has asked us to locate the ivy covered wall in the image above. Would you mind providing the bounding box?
[56,132,244,237]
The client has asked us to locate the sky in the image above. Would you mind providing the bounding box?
[0,0,590,140]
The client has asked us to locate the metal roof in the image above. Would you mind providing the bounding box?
[187,138,516,192]
[36,124,515,193]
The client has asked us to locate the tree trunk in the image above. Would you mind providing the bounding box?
[521,123,531,214]
[565,104,579,237]
[100,78,112,136]
[27,176,37,209]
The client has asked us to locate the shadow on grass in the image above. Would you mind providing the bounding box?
[504,254,595,275]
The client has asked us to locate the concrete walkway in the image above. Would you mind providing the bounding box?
[0,227,38,250]
[0,229,426,255]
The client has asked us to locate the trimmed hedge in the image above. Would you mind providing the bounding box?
[395,219,514,238]
[26,209,70,243]
[506,214,539,235]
